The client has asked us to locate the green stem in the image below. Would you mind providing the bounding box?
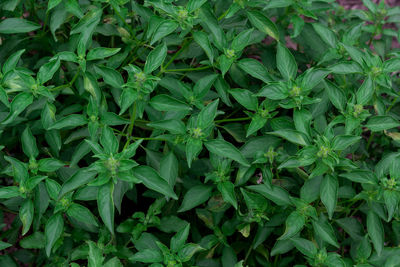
[214,117,251,123]
[50,68,81,91]
[112,4,139,43]
[164,65,212,73]
[158,38,192,76]
[124,102,137,149]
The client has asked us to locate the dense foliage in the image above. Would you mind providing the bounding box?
[1,0,400,266]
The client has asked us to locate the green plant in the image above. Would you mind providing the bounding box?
[0,0,400,266]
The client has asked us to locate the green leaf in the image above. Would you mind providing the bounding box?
[185,137,203,168]
[149,94,191,112]
[291,237,317,258]
[133,165,178,200]
[0,186,20,199]
[246,10,279,41]
[193,74,218,99]
[94,65,124,88]
[218,54,234,77]
[258,83,288,100]
[21,127,38,159]
[48,114,88,130]
[47,0,62,12]
[340,170,378,184]
[329,61,363,74]
[383,58,400,73]
[58,169,97,198]
[197,99,219,129]
[100,126,119,154]
[160,152,179,187]
[2,49,25,74]
[144,42,168,74]
[187,0,207,13]
[332,135,361,151]
[87,241,104,267]
[247,184,292,206]
[87,47,120,61]
[268,129,310,146]
[278,211,306,240]
[67,203,98,227]
[37,58,61,84]
[170,224,190,252]
[312,218,339,248]
[0,241,12,251]
[217,181,238,209]
[367,211,384,256]
[276,43,297,81]
[229,89,258,111]
[150,20,178,45]
[231,28,254,52]
[312,23,337,48]
[147,119,186,135]
[205,139,250,167]
[320,174,338,220]
[247,115,267,137]
[237,58,273,83]
[20,232,45,249]
[324,80,346,111]
[178,185,213,212]
[130,249,163,263]
[19,199,34,236]
[366,115,400,132]
[0,18,41,34]
[45,213,64,256]
[356,76,374,105]
[178,243,204,262]
[2,92,33,124]
[193,31,214,64]
[98,183,115,234]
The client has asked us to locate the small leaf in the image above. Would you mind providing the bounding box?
[0,18,41,34]
[45,213,64,256]
[237,58,272,83]
[205,139,250,167]
[37,58,61,84]
[48,114,87,130]
[278,211,306,240]
[150,20,178,45]
[98,183,115,234]
[149,94,191,112]
[366,115,400,132]
[67,203,98,227]
[356,76,374,105]
[193,31,214,64]
[276,43,297,81]
[320,174,338,219]
[170,224,190,252]
[87,47,120,61]
[144,43,168,74]
[178,185,213,212]
[332,135,361,151]
[147,119,186,135]
[2,92,33,124]
[21,127,38,159]
[246,10,279,40]
[268,129,310,146]
[19,199,34,236]
[217,181,238,209]
[367,211,384,256]
[133,166,178,200]
[58,169,97,198]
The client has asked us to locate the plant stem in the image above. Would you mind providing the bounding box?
[124,102,137,149]
[215,117,251,123]
[50,68,81,91]
[158,39,191,76]
[164,65,212,73]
